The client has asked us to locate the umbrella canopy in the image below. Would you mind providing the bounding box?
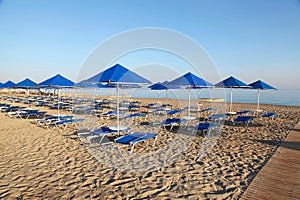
[15,78,37,88]
[167,72,213,116]
[75,80,96,88]
[86,63,151,84]
[215,76,250,113]
[166,72,213,88]
[39,74,74,87]
[149,81,180,90]
[215,76,249,88]
[0,82,3,88]
[249,80,276,90]
[149,82,168,90]
[86,63,151,131]
[149,81,180,98]
[2,80,16,88]
[39,74,74,114]
[74,80,98,101]
[249,80,276,111]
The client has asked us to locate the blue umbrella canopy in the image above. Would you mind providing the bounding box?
[249,80,276,111]
[0,82,3,88]
[149,81,180,90]
[15,78,37,88]
[86,63,151,84]
[148,82,165,90]
[75,81,98,101]
[249,80,276,90]
[167,72,213,116]
[215,76,249,88]
[86,64,151,131]
[75,80,96,88]
[39,74,74,114]
[149,81,180,98]
[39,74,74,87]
[2,80,16,88]
[166,72,213,88]
[215,76,250,113]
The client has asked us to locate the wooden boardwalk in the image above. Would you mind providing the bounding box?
[242,123,300,200]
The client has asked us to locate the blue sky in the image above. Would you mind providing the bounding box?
[0,0,300,89]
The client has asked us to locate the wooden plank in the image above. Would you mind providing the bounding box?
[242,123,300,200]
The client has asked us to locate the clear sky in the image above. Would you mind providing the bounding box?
[0,0,300,89]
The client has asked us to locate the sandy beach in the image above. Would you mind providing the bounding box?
[0,95,299,199]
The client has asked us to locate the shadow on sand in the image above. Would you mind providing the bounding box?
[249,138,300,151]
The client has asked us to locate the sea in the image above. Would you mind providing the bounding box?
[71,87,300,107]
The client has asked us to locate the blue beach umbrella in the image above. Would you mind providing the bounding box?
[39,74,74,87]
[38,73,75,97]
[75,80,95,88]
[16,78,37,88]
[166,72,213,116]
[215,76,250,113]
[15,78,38,95]
[149,81,179,98]
[149,82,167,98]
[2,80,16,88]
[75,80,97,100]
[39,74,75,113]
[86,63,150,84]
[1,81,16,94]
[249,80,276,111]
[86,63,151,130]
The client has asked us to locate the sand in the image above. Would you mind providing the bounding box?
[0,95,299,199]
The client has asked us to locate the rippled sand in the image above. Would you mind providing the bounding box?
[0,97,299,199]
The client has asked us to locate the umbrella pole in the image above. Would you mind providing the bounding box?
[83,87,86,102]
[93,87,96,99]
[198,88,201,99]
[166,89,168,99]
[257,89,261,111]
[188,87,191,116]
[117,83,120,133]
[230,88,233,113]
[57,88,60,115]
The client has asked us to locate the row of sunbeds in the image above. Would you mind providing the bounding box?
[1,95,280,154]
[0,102,85,130]
[0,99,159,154]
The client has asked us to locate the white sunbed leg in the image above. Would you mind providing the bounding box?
[130,143,137,154]
[153,136,157,147]
[16,113,21,119]
[37,121,42,127]
[204,129,209,136]
[207,128,211,137]
[47,124,51,130]
[218,126,221,133]
[170,124,174,131]
[99,135,105,145]
[162,124,167,130]
[184,121,188,129]
[192,129,196,135]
